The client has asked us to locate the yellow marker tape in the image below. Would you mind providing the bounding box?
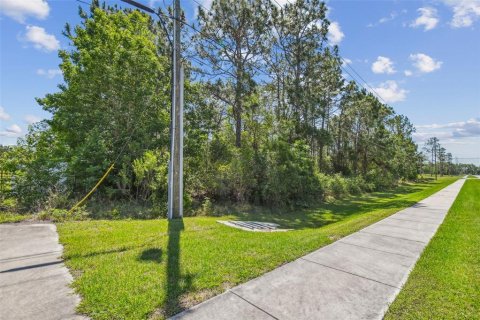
[68,163,115,214]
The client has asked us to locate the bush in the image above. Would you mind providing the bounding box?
[86,200,165,219]
[317,174,369,200]
[345,176,368,195]
[366,169,396,190]
[37,207,89,222]
[330,174,348,198]
[219,147,257,202]
[132,149,169,207]
[191,197,214,216]
[262,140,322,206]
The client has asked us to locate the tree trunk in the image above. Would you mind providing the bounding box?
[234,63,243,148]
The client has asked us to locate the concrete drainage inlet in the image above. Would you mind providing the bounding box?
[217,220,290,232]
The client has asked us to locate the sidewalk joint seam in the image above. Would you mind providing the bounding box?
[358,231,427,244]
[0,273,63,289]
[386,217,440,225]
[299,257,400,289]
[393,215,442,222]
[399,211,446,216]
[338,241,416,258]
[374,222,437,232]
[229,291,279,320]
[404,207,447,212]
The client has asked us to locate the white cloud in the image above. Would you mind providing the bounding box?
[371,56,396,74]
[328,21,344,45]
[6,124,22,134]
[443,0,480,28]
[372,10,409,27]
[37,68,62,79]
[24,25,59,52]
[0,0,49,23]
[414,117,480,141]
[342,58,352,66]
[0,107,10,121]
[412,127,452,142]
[0,124,23,137]
[24,114,41,124]
[410,7,439,31]
[379,14,395,24]
[197,0,214,9]
[404,70,413,76]
[148,0,162,7]
[409,53,442,73]
[371,80,407,103]
[413,131,454,142]
[368,11,399,27]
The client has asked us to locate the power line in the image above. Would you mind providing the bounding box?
[119,0,394,110]
[182,0,408,154]
[334,51,390,106]
[92,0,411,154]
[190,0,211,14]
[83,1,408,158]
[272,0,392,107]
[75,0,91,5]
[77,0,396,110]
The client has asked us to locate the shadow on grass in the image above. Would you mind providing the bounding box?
[224,183,435,230]
[138,248,163,263]
[66,247,131,260]
[162,218,194,317]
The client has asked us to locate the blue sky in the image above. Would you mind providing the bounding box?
[1,0,479,163]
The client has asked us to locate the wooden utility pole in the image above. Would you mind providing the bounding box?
[167,0,183,219]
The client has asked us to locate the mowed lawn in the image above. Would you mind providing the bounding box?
[58,177,457,319]
[385,179,480,319]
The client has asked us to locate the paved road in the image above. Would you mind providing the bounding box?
[172,178,466,320]
[0,223,87,320]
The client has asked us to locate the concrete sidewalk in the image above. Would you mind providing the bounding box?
[0,223,87,320]
[172,178,466,320]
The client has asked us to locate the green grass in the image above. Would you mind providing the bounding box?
[0,212,32,223]
[385,179,480,319]
[57,177,458,320]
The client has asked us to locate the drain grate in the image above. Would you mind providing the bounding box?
[217,220,290,232]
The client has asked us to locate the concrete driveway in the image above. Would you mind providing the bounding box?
[0,222,87,320]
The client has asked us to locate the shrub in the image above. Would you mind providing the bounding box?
[37,207,89,222]
[262,140,322,206]
[346,176,366,195]
[330,174,348,198]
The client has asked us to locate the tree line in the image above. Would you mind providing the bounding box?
[420,137,478,178]
[1,0,446,215]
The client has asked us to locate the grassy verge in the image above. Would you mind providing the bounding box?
[385,179,479,319]
[57,177,457,319]
[0,212,32,223]
[0,197,31,223]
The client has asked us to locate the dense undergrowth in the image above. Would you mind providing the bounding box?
[0,176,448,223]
